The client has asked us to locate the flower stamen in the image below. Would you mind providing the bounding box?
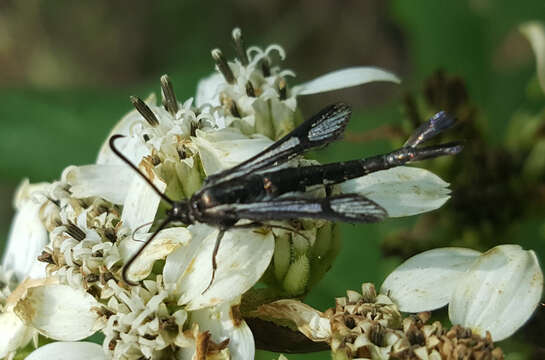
[232,28,249,66]
[278,78,287,100]
[65,220,86,241]
[245,80,256,97]
[160,74,179,117]
[130,96,160,127]
[37,250,55,264]
[211,48,235,84]
[369,324,385,347]
[229,101,241,118]
[260,57,271,77]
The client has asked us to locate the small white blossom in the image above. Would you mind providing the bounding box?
[101,275,252,360]
[43,198,123,298]
[381,244,544,341]
[103,276,181,359]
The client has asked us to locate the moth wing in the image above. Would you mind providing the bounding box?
[211,193,387,223]
[203,102,351,186]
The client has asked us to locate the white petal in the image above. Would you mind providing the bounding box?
[340,167,452,217]
[14,284,102,341]
[381,247,481,312]
[520,21,545,95]
[121,165,166,233]
[195,72,224,107]
[292,67,400,95]
[0,311,34,358]
[252,299,331,341]
[191,299,254,360]
[97,96,155,165]
[194,128,272,176]
[164,224,274,310]
[12,179,51,210]
[26,341,105,360]
[27,261,47,280]
[269,98,296,139]
[119,227,191,282]
[449,245,544,341]
[3,196,48,281]
[63,165,134,205]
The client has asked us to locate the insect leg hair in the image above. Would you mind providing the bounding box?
[109,135,174,206]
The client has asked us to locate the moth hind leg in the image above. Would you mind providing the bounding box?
[199,221,313,295]
[201,229,226,295]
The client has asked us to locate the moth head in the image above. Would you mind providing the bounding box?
[167,201,192,225]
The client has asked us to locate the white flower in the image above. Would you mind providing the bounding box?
[291,67,401,96]
[179,298,255,360]
[66,93,210,207]
[13,280,104,341]
[196,28,400,140]
[250,283,406,359]
[5,28,461,360]
[96,93,214,166]
[3,179,52,281]
[520,21,545,95]
[26,341,105,360]
[340,166,452,217]
[0,267,36,359]
[0,179,67,359]
[102,276,253,359]
[163,223,274,310]
[381,244,544,341]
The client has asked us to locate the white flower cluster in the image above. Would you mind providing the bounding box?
[3,28,536,360]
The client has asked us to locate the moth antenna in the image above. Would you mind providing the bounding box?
[132,221,156,242]
[109,135,174,206]
[122,217,172,286]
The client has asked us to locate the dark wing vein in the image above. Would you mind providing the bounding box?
[203,102,351,186]
[211,193,387,223]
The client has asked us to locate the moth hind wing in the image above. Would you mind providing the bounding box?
[326,193,387,223]
[216,193,387,224]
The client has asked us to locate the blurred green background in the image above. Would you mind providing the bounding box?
[1,1,544,359]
